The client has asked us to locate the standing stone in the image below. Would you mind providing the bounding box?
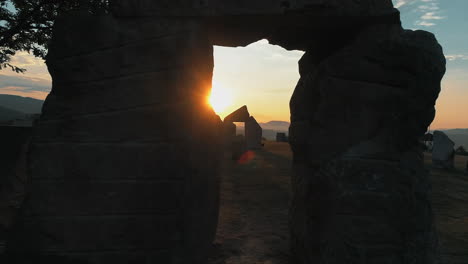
[8,14,223,264]
[432,131,455,169]
[223,105,250,123]
[245,116,263,150]
[289,24,445,264]
[223,121,236,139]
[4,0,446,263]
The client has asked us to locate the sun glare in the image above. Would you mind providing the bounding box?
[208,81,233,115]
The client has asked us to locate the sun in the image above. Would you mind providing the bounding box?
[208,81,233,115]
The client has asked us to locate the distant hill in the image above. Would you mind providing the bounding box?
[0,94,43,114]
[235,120,290,140]
[0,105,26,121]
[259,121,290,132]
[440,129,468,149]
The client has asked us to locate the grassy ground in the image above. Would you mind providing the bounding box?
[428,153,468,264]
[209,141,468,263]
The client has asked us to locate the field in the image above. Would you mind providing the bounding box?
[208,141,468,263]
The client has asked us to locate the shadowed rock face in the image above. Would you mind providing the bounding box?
[289,24,445,264]
[5,0,446,263]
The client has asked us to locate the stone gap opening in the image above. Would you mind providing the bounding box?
[208,39,302,263]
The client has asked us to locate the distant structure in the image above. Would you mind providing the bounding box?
[0,119,36,249]
[276,132,288,142]
[432,130,455,169]
[245,116,262,150]
[223,105,263,154]
[223,105,250,124]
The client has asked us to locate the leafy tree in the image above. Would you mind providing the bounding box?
[0,0,110,73]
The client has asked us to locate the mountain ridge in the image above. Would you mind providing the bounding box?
[0,94,44,114]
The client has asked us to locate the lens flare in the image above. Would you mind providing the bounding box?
[238,150,255,164]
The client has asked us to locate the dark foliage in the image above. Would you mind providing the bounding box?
[0,0,110,73]
[456,146,468,156]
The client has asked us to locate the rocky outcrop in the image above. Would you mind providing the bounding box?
[6,0,446,263]
[8,14,223,264]
[289,24,445,263]
[432,131,455,169]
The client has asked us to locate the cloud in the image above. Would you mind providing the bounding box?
[394,0,407,8]
[393,0,445,27]
[418,4,439,11]
[0,86,49,100]
[416,20,436,26]
[421,12,444,20]
[416,0,444,27]
[2,51,51,80]
[445,55,468,61]
[0,74,51,91]
[0,74,51,99]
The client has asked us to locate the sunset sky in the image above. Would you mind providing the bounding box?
[0,0,467,129]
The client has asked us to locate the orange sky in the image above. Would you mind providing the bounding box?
[0,40,467,129]
[212,40,468,129]
[431,71,468,129]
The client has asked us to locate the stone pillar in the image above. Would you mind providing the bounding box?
[245,116,263,150]
[289,24,445,264]
[8,13,222,264]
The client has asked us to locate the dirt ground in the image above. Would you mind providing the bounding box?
[429,153,468,264]
[208,141,468,264]
[207,142,292,264]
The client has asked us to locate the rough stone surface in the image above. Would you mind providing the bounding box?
[8,14,222,264]
[5,1,447,263]
[432,131,455,169]
[289,24,445,263]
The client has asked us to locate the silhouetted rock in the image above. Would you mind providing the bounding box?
[224,105,249,123]
[245,116,262,150]
[223,121,236,138]
[8,1,446,263]
[276,132,288,142]
[432,131,455,169]
[290,24,445,264]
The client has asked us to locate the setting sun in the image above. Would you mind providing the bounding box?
[208,81,233,116]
